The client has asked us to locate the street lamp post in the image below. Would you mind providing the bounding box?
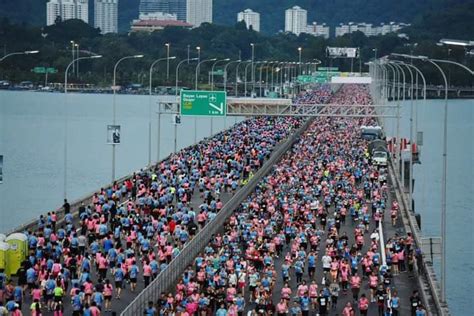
[298,47,302,75]
[390,62,406,176]
[395,61,415,211]
[211,58,230,91]
[70,41,75,73]
[195,58,216,90]
[175,58,199,145]
[176,58,199,96]
[244,62,253,97]
[149,56,176,166]
[196,46,201,63]
[111,54,144,183]
[165,43,170,80]
[63,55,102,199]
[250,43,255,91]
[0,50,39,63]
[223,59,241,92]
[75,43,80,76]
[392,59,428,162]
[381,62,401,170]
[235,60,250,97]
[258,61,269,97]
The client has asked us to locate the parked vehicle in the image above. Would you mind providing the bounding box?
[369,139,388,166]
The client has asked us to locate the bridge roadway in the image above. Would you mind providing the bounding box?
[244,169,418,315]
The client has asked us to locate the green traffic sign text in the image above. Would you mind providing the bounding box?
[180,90,227,116]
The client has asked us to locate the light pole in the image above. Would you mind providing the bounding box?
[63,55,102,199]
[250,43,255,90]
[298,47,302,75]
[195,58,216,90]
[175,58,199,145]
[165,43,170,80]
[111,54,144,183]
[272,62,285,95]
[0,50,39,63]
[149,56,176,166]
[211,58,230,91]
[373,48,378,60]
[388,61,405,175]
[196,46,201,63]
[394,61,415,211]
[187,44,190,64]
[244,62,253,96]
[75,43,80,76]
[258,61,269,97]
[223,59,241,92]
[252,60,266,96]
[235,60,250,97]
[176,58,199,96]
[70,41,75,73]
[392,59,428,168]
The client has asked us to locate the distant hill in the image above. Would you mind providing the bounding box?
[0,0,469,34]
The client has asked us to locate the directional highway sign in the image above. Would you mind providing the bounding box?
[180,90,227,116]
[32,67,58,74]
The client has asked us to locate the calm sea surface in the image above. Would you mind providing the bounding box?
[0,91,472,315]
[383,99,473,316]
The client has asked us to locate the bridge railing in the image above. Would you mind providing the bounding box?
[387,155,450,316]
[120,118,313,316]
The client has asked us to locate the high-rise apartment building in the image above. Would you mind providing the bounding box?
[237,9,260,32]
[306,22,330,39]
[139,0,187,21]
[186,0,212,27]
[46,0,88,26]
[285,6,307,36]
[94,0,118,34]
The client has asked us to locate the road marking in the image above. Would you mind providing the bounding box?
[209,102,224,114]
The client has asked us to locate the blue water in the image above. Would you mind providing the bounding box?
[0,90,242,231]
[382,99,473,316]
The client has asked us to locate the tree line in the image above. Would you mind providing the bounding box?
[0,16,472,88]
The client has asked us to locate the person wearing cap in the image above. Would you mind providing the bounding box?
[10,304,22,316]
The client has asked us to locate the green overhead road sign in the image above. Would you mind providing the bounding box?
[32,67,57,74]
[318,67,339,71]
[32,67,45,73]
[180,90,227,116]
[209,70,225,76]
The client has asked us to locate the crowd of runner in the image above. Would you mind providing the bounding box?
[0,84,426,316]
[138,85,426,316]
[293,85,333,105]
[0,114,304,315]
